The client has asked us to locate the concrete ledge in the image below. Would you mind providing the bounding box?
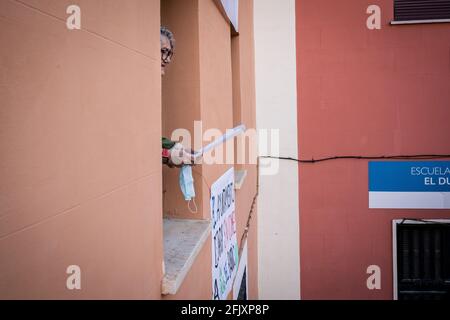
[162,218,211,295]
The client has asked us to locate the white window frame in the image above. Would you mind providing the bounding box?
[392,219,450,300]
[391,19,450,25]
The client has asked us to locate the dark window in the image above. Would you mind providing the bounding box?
[394,0,450,22]
[397,222,450,300]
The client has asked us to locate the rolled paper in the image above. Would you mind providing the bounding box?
[193,124,246,160]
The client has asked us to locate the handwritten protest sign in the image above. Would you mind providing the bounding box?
[211,168,238,300]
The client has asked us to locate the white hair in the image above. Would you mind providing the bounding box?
[160,26,175,49]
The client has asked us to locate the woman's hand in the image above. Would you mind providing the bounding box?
[168,143,197,168]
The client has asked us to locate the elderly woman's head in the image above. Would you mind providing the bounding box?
[160,26,175,76]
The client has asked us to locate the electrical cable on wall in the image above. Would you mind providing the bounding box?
[191,153,450,257]
[260,154,450,164]
[237,153,450,256]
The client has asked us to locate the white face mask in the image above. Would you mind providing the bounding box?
[179,165,197,214]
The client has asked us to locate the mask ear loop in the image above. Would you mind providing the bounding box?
[188,198,198,214]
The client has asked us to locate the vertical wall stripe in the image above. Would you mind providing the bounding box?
[254,0,301,300]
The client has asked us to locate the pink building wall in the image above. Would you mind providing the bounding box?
[296,0,450,299]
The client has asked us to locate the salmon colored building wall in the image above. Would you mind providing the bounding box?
[161,0,258,300]
[231,0,259,300]
[296,0,450,299]
[162,0,203,220]
[0,0,163,299]
[1,0,257,300]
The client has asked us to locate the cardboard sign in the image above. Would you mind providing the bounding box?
[211,168,239,300]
